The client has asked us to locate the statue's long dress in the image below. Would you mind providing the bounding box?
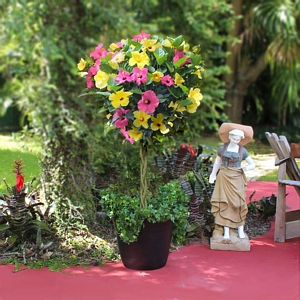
[210,144,249,228]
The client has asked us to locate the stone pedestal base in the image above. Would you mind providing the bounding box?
[210,226,251,251]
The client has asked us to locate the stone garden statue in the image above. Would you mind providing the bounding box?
[209,123,255,250]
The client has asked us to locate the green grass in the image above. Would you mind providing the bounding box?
[257,170,278,182]
[0,134,41,194]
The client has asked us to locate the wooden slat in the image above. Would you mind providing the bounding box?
[286,160,300,196]
[274,164,287,242]
[278,135,290,157]
[275,157,290,166]
[285,211,300,240]
[285,220,300,239]
[265,133,285,160]
[278,179,300,187]
[286,210,300,222]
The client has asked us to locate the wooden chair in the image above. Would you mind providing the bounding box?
[265,132,300,242]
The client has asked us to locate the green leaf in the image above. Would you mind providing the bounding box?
[7,234,18,246]
[130,87,143,95]
[174,57,187,68]
[166,61,174,73]
[154,48,168,65]
[0,224,10,231]
[107,85,122,92]
[125,111,134,120]
[107,78,122,92]
[95,91,111,97]
[168,86,182,98]
[173,35,184,48]
[190,54,202,66]
[107,77,118,86]
[100,62,114,74]
[129,40,143,52]
[28,220,52,232]
[179,99,193,106]
[148,66,156,73]
[187,74,200,86]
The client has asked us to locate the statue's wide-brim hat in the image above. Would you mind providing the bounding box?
[218,123,254,146]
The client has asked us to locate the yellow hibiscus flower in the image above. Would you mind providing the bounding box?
[152,71,164,82]
[109,52,126,69]
[77,58,86,71]
[163,39,173,48]
[94,70,110,89]
[192,69,202,79]
[151,114,167,133]
[175,73,185,85]
[169,101,186,113]
[109,43,121,51]
[141,39,161,52]
[186,98,199,113]
[188,88,203,105]
[109,89,133,108]
[133,111,151,128]
[129,51,150,69]
[128,127,143,141]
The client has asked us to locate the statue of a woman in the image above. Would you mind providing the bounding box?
[209,123,255,239]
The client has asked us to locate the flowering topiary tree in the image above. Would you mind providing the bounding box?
[78,31,204,207]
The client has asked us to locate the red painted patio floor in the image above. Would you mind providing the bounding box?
[1,182,299,300]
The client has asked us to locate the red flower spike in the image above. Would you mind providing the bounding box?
[180,143,196,157]
[16,174,24,193]
[12,158,25,193]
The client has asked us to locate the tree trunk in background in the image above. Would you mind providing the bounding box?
[225,0,270,124]
[225,88,244,123]
[225,0,243,123]
[226,52,267,123]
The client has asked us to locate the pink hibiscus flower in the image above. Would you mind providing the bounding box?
[113,108,130,128]
[121,128,134,144]
[138,90,160,114]
[173,50,191,67]
[132,30,151,42]
[86,61,100,88]
[131,67,148,86]
[89,62,100,76]
[115,70,133,84]
[90,43,110,60]
[116,41,123,48]
[86,72,94,88]
[161,75,174,87]
[86,77,94,88]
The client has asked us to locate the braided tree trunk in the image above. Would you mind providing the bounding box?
[140,146,148,208]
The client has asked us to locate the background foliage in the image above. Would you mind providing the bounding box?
[0,0,299,230]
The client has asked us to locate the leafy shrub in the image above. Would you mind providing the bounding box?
[99,180,190,245]
[247,193,277,220]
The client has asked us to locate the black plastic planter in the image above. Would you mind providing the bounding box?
[117,220,174,270]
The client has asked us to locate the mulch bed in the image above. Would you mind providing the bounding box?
[245,212,271,240]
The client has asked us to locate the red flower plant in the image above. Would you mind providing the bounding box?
[12,158,25,193]
[180,143,196,157]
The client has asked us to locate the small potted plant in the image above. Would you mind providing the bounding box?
[78,31,204,269]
